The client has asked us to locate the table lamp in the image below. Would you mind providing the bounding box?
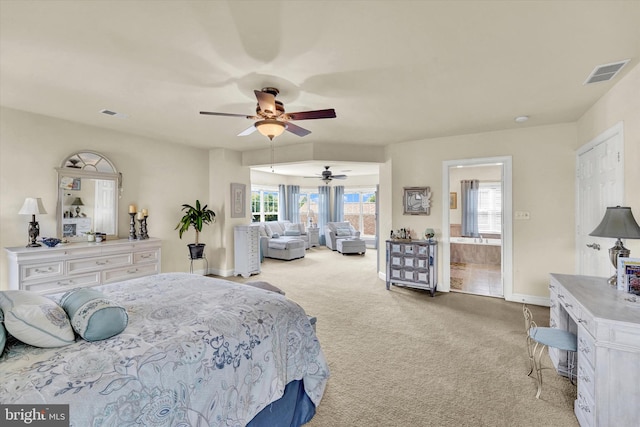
[18,197,47,247]
[589,206,640,286]
[71,197,84,217]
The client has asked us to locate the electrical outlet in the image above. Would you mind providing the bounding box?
[515,211,531,220]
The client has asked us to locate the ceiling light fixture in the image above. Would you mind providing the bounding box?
[515,116,529,123]
[255,119,286,141]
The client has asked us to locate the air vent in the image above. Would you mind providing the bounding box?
[584,59,630,85]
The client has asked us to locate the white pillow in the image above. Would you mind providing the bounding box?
[284,223,299,232]
[0,291,75,348]
[266,222,284,236]
[258,224,268,237]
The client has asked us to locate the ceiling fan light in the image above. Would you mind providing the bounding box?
[256,119,286,141]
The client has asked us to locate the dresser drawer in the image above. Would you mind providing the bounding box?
[21,261,64,282]
[67,253,132,273]
[133,249,159,264]
[577,359,595,402]
[23,273,101,295]
[578,325,596,369]
[103,262,159,283]
[575,390,595,427]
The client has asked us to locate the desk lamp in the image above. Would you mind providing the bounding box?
[19,197,47,247]
[589,206,640,286]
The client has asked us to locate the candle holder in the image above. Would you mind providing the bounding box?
[140,215,149,239]
[128,212,137,240]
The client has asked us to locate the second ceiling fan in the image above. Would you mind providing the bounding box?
[305,166,347,184]
[200,87,336,140]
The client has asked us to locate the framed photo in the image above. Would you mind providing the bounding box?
[403,186,431,215]
[60,177,81,191]
[230,183,246,218]
[449,192,457,209]
[618,257,640,294]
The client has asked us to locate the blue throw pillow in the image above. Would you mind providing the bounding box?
[60,288,128,341]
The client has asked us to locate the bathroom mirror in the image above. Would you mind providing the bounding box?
[56,151,121,241]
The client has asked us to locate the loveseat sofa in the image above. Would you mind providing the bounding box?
[257,220,309,261]
[324,221,361,251]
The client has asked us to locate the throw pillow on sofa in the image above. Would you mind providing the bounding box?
[0,291,75,348]
[60,288,128,341]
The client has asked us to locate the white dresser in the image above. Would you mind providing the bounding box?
[234,225,260,278]
[549,273,640,427]
[5,238,161,295]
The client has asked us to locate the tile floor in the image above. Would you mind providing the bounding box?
[450,262,503,297]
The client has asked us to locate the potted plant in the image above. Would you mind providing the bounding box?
[175,200,216,260]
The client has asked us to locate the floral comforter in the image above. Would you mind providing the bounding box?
[0,273,329,426]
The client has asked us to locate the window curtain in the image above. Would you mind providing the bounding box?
[461,179,480,237]
[332,185,344,222]
[318,186,331,245]
[278,184,286,220]
[286,185,300,223]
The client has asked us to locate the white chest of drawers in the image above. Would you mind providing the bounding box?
[5,238,161,295]
[234,225,260,278]
[549,274,640,427]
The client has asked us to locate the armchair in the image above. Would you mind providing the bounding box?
[325,221,361,251]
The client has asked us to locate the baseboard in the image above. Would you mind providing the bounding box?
[205,267,234,277]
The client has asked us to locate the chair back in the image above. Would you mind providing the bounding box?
[522,304,538,333]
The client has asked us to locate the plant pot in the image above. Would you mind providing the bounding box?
[188,243,206,260]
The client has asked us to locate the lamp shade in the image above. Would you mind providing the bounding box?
[589,206,640,239]
[18,198,47,215]
[71,197,84,206]
[255,119,286,140]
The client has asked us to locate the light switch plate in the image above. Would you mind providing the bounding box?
[515,211,531,220]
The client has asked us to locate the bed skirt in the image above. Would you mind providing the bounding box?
[248,380,316,427]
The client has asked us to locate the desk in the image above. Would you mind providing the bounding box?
[549,274,640,426]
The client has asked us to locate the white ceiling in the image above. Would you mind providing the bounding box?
[1,1,639,177]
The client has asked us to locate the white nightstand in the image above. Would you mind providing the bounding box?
[308,227,320,247]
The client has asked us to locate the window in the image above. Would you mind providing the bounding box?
[343,189,376,237]
[478,182,501,234]
[251,188,279,222]
[298,190,319,227]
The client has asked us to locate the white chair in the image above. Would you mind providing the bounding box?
[522,304,577,399]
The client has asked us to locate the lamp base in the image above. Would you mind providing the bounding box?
[608,238,630,287]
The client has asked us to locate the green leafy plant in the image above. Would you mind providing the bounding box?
[175,200,216,245]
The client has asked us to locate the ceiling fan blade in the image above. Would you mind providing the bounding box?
[285,122,311,137]
[254,90,276,115]
[237,125,257,136]
[200,111,255,119]
[286,109,336,120]
[332,175,347,179]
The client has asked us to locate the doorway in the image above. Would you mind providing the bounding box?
[441,157,513,299]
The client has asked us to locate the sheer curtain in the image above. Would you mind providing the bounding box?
[461,179,480,237]
[278,184,286,220]
[332,185,344,222]
[318,186,331,245]
[286,185,300,223]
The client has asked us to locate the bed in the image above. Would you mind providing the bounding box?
[0,273,329,426]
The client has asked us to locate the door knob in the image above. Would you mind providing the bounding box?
[586,243,600,250]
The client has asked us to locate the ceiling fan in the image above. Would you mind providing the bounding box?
[305,166,347,184]
[200,87,336,140]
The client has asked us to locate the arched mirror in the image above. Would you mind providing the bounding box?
[56,151,121,241]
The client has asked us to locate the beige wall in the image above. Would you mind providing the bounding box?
[577,63,640,256]
[381,123,577,298]
[0,107,222,289]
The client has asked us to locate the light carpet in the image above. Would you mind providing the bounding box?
[220,247,579,427]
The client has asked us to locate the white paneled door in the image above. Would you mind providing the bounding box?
[577,123,624,277]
